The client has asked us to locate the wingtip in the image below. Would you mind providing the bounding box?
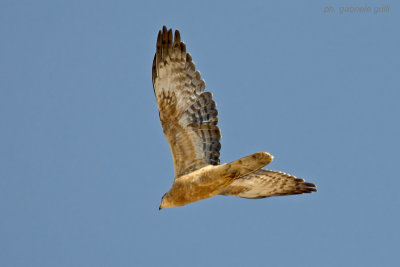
[256,152,273,166]
[180,42,186,54]
[156,30,162,47]
[174,29,181,45]
[167,28,173,42]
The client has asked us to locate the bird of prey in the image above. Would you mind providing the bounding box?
[152,26,316,209]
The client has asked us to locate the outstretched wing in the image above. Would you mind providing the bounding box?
[219,169,317,198]
[152,26,221,178]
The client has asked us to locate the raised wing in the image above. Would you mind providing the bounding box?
[152,26,221,178]
[219,169,317,198]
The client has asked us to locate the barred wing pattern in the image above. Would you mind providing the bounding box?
[220,169,317,198]
[152,26,221,178]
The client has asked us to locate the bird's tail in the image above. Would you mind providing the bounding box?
[219,169,317,198]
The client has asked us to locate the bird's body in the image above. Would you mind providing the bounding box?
[160,152,272,208]
[152,26,316,209]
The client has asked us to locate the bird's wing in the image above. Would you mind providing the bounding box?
[219,169,316,198]
[152,26,221,178]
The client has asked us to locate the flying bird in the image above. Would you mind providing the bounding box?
[152,26,316,209]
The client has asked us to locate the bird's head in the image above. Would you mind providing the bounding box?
[159,192,172,210]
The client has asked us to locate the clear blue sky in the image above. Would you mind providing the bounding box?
[1,1,399,266]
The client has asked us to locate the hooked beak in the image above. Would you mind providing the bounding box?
[159,205,162,211]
